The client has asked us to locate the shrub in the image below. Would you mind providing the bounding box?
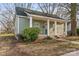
[77,28,79,35]
[22,27,40,42]
[67,29,79,36]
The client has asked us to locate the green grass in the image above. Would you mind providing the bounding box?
[0,34,15,37]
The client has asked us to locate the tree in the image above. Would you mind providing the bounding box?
[56,3,77,36]
[37,3,71,20]
[71,3,77,36]
[0,3,33,34]
[0,3,16,34]
[56,3,71,20]
[38,3,58,14]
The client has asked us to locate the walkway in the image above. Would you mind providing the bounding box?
[62,50,79,56]
[61,39,79,56]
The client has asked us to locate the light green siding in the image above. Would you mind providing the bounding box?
[19,17,29,34]
[15,16,29,34]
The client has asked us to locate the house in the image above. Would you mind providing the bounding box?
[15,7,67,37]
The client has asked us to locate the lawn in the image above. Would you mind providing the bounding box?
[0,34,15,37]
[0,37,79,56]
[66,36,79,42]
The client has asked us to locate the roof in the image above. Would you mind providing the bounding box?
[15,7,27,16]
[15,7,63,20]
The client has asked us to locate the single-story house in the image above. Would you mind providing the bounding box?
[15,7,67,37]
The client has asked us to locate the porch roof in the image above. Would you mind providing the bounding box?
[32,14,65,23]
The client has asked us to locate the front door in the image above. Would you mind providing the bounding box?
[42,23,47,35]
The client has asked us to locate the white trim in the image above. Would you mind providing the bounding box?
[65,22,67,35]
[62,24,64,35]
[47,20,50,36]
[30,16,32,28]
[18,16,19,34]
[55,21,57,35]
[24,11,31,16]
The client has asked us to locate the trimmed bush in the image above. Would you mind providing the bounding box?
[22,27,40,42]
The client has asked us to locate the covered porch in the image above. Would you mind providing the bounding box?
[29,14,67,37]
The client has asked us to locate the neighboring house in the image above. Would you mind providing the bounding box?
[15,7,67,37]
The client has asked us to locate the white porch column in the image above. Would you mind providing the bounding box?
[29,16,32,28]
[65,22,67,35]
[47,20,50,36]
[55,21,57,35]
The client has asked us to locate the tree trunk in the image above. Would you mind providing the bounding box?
[71,3,77,36]
[71,20,77,35]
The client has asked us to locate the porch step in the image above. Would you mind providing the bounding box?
[54,35,66,39]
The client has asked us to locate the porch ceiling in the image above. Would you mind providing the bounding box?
[31,14,65,23]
